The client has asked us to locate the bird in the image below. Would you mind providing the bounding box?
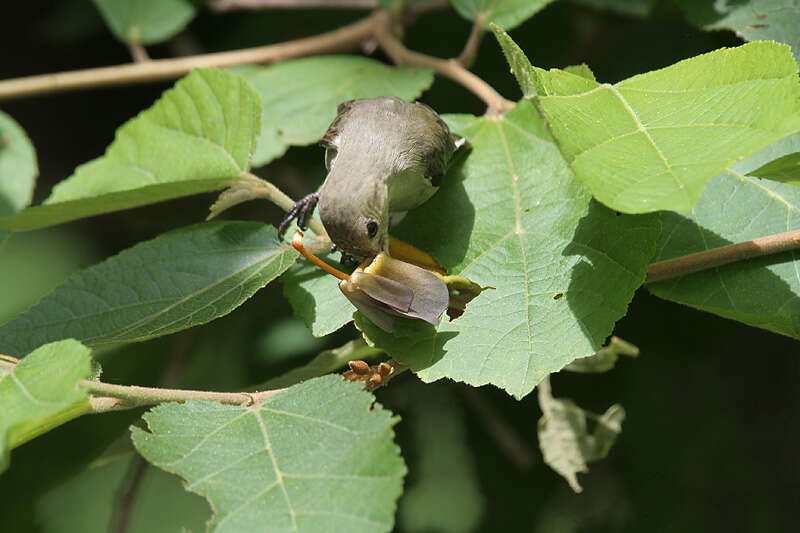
[278,96,462,261]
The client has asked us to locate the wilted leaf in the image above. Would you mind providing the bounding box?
[0,69,260,231]
[650,133,800,339]
[355,101,659,399]
[748,151,800,185]
[537,378,625,492]
[0,222,297,356]
[0,339,92,472]
[677,0,800,61]
[92,0,195,45]
[0,110,37,219]
[236,56,434,166]
[494,32,800,214]
[132,375,406,533]
[452,0,557,30]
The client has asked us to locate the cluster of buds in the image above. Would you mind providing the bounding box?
[342,360,397,390]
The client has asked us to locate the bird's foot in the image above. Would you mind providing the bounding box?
[278,192,319,239]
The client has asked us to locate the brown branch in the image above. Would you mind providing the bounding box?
[646,229,800,284]
[373,12,514,114]
[456,16,486,68]
[0,12,382,100]
[82,380,286,409]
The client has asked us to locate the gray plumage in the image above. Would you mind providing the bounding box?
[317,96,458,258]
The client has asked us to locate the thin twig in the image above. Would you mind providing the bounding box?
[110,455,149,533]
[127,43,151,63]
[81,380,285,410]
[0,12,382,100]
[373,12,514,114]
[456,16,486,68]
[646,229,800,284]
[209,0,379,10]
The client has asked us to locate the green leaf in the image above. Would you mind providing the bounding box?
[282,254,354,337]
[132,375,406,533]
[235,56,434,167]
[570,0,657,17]
[0,110,37,218]
[0,222,297,356]
[0,68,261,231]
[92,0,195,45]
[452,0,557,30]
[650,133,800,339]
[263,339,383,389]
[748,151,800,185]
[494,33,800,214]
[677,0,800,61]
[537,379,625,493]
[355,101,659,399]
[0,339,92,472]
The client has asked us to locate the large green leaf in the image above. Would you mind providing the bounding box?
[354,101,659,399]
[132,375,406,533]
[677,0,800,61]
[235,56,434,167]
[494,31,800,214]
[451,0,557,30]
[0,111,37,219]
[0,222,297,356]
[0,68,261,231]
[0,339,92,473]
[92,0,196,45]
[650,133,800,339]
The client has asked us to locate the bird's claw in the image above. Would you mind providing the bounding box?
[278,192,320,239]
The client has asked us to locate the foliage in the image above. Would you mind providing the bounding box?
[2,0,800,531]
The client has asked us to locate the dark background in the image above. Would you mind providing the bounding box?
[1,1,798,532]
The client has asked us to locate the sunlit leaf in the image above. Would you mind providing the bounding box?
[494,31,800,214]
[0,68,260,231]
[354,101,659,399]
[650,133,800,339]
[677,0,800,61]
[0,339,92,472]
[564,336,639,373]
[92,0,195,45]
[235,56,434,166]
[0,222,297,356]
[451,0,557,30]
[132,375,406,533]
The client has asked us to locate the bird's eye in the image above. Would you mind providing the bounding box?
[366,221,379,239]
[325,148,338,170]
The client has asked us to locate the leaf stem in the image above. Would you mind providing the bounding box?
[456,16,486,68]
[209,0,380,9]
[0,12,383,100]
[373,12,514,114]
[646,228,800,283]
[81,379,286,410]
